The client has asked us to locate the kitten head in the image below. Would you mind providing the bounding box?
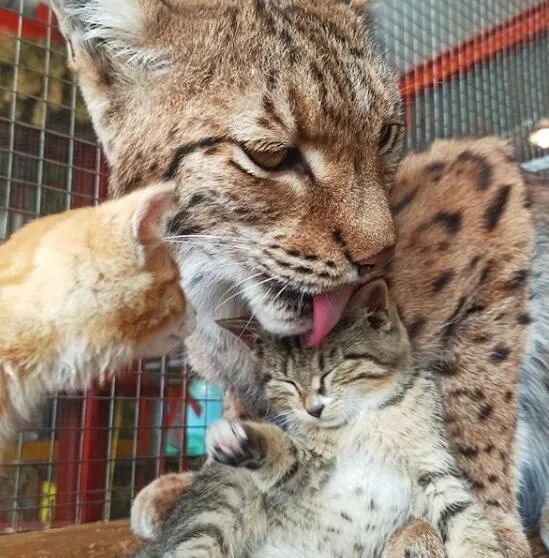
[219,280,410,428]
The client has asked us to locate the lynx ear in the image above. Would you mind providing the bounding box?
[132,183,176,244]
[215,318,264,348]
[50,1,169,161]
[50,0,153,65]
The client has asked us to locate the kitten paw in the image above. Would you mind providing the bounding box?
[384,519,444,558]
[131,473,194,540]
[206,420,264,468]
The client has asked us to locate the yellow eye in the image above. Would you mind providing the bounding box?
[245,148,289,170]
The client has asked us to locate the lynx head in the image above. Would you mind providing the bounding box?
[51,0,403,340]
[219,280,411,428]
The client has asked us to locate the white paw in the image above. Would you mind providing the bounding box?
[131,482,161,540]
[206,419,248,461]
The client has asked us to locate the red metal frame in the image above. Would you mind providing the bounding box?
[0,4,64,45]
[400,0,549,102]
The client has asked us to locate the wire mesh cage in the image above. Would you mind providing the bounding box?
[0,2,225,533]
[0,0,547,536]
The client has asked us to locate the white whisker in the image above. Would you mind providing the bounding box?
[217,272,265,305]
[271,283,289,306]
[238,286,274,341]
[215,277,277,312]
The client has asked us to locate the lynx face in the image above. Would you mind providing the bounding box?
[52,0,402,338]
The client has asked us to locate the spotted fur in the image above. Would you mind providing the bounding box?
[135,281,502,558]
[388,138,533,556]
[50,2,539,554]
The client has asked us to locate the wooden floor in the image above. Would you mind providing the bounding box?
[0,520,143,557]
[0,520,547,557]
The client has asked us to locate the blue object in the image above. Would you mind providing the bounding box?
[165,378,223,457]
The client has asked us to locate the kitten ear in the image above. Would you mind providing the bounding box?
[349,280,389,313]
[132,183,176,244]
[215,318,264,348]
[346,280,392,329]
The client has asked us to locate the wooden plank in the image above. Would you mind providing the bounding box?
[0,520,143,557]
[0,520,546,557]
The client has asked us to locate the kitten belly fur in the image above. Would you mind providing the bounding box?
[256,453,413,558]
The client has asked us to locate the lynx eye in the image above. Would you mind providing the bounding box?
[246,148,288,169]
[242,145,303,172]
[378,123,402,155]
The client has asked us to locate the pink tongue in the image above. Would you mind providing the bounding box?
[304,285,354,348]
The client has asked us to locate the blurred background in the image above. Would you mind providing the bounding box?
[0,0,547,535]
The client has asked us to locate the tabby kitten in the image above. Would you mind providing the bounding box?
[138,280,501,558]
[0,183,190,446]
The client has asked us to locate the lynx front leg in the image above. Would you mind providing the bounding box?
[389,139,533,557]
[384,519,444,558]
[440,290,532,558]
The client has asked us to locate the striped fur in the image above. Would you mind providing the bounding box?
[137,282,502,558]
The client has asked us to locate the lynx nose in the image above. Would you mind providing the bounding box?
[358,245,395,276]
[306,403,325,418]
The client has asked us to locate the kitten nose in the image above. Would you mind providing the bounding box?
[358,245,395,276]
[306,403,325,418]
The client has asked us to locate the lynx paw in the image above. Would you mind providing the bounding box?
[131,472,194,540]
[206,420,264,468]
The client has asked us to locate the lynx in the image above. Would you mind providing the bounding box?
[50,1,544,554]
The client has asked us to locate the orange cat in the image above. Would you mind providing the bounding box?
[0,183,190,446]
